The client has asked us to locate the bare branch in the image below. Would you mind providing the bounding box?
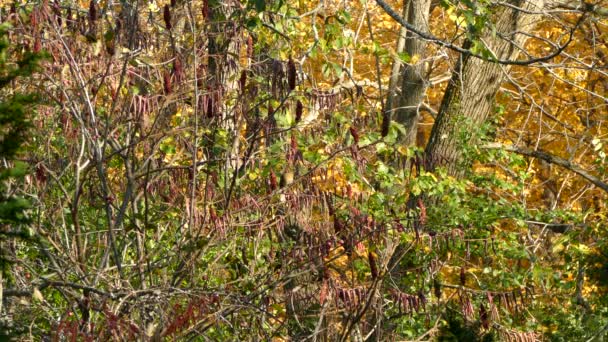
[484,143,608,193]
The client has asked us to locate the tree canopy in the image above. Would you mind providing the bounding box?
[1,0,607,341]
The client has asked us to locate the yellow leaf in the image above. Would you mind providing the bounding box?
[32,288,44,302]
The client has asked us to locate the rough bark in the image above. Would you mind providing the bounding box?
[394,0,432,146]
[384,3,408,118]
[385,0,546,321]
[384,0,432,147]
[425,0,543,176]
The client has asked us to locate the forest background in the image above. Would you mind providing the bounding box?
[0,0,607,341]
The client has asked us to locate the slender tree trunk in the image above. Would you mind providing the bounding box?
[382,0,432,266]
[379,4,433,336]
[425,0,542,175]
[385,3,409,117]
[393,0,432,146]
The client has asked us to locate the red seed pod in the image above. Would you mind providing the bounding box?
[319,279,328,305]
[345,289,353,308]
[201,0,209,20]
[418,291,427,309]
[290,133,297,151]
[479,302,489,329]
[89,0,97,22]
[173,57,183,83]
[171,0,177,7]
[33,36,41,53]
[417,198,427,226]
[173,57,182,74]
[460,266,466,286]
[349,126,359,145]
[52,0,62,26]
[163,72,172,95]
[239,70,247,92]
[295,100,303,123]
[368,252,378,279]
[206,97,214,118]
[269,171,277,191]
[287,58,296,91]
[356,288,364,306]
[30,10,38,29]
[209,207,217,222]
[163,4,172,30]
[247,35,254,59]
[412,295,420,312]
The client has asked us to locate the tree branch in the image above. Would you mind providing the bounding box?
[484,143,608,193]
[375,0,581,66]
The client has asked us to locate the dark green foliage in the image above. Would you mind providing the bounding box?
[0,22,45,339]
[0,21,44,234]
[438,312,495,342]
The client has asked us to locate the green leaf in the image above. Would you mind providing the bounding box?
[398,52,411,63]
[253,0,265,11]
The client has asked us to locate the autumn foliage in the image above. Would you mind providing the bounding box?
[0,0,607,341]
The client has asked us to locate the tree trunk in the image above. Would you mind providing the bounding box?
[383,0,432,148]
[425,0,542,176]
[385,3,408,118]
[392,0,432,146]
[386,0,544,320]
